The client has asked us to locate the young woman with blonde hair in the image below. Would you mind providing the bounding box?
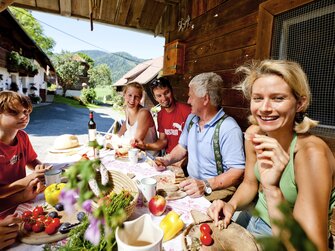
[207,60,335,251]
[118,82,158,156]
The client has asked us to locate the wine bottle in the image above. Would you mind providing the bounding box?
[88,111,97,143]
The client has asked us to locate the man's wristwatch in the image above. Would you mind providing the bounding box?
[203,179,212,195]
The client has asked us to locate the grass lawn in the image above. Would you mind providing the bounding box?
[95,86,114,100]
[54,95,99,109]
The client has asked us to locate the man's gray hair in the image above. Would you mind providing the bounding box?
[189,72,224,107]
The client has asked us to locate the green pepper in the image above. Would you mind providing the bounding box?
[159,210,184,241]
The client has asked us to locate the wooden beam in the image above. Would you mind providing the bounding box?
[127,0,146,27]
[0,0,15,12]
[98,0,103,19]
[99,0,117,23]
[115,0,132,25]
[255,5,273,59]
[262,0,314,15]
[60,0,71,16]
[155,0,179,3]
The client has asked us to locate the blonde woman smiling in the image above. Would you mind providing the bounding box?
[118,82,158,156]
[207,60,335,251]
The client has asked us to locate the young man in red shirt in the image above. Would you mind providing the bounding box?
[135,77,191,156]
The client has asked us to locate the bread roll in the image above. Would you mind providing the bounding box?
[53,134,80,150]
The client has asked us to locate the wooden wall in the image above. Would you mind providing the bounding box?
[0,47,8,68]
[165,0,266,131]
[163,0,334,154]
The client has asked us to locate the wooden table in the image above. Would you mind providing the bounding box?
[9,148,211,251]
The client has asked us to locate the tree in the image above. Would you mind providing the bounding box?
[9,7,55,56]
[77,52,94,69]
[88,64,112,88]
[53,52,84,96]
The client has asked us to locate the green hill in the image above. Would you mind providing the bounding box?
[77,50,146,83]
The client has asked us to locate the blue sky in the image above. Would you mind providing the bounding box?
[31,11,165,60]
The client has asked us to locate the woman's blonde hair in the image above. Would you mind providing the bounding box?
[236,59,318,133]
[0,90,32,115]
[123,82,144,99]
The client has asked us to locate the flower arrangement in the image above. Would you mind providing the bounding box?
[57,157,134,250]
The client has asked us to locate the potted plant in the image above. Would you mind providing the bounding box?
[7,51,39,76]
[7,51,21,72]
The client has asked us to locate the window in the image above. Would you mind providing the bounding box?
[271,0,334,129]
[256,0,335,151]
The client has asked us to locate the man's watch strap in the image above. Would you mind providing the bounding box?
[203,179,212,195]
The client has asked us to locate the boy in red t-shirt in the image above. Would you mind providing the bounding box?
[134,77,191,155]
[0,91,50,219]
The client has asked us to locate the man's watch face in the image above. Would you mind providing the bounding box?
[205,184,212,195]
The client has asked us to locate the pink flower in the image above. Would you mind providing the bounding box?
[59,189,77,215]
[84,216,101,246]
[82,199,93,213]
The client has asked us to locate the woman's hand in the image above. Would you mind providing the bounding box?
[0,213,21,249]
[131,139,145,150]
[252,134,289,188]
[179,178,205,198]
[207,200,235,229]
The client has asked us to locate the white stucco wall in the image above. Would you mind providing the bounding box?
[65,90,81,97]
[0,61,46,98]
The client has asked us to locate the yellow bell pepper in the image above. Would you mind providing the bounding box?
[44,183,66,206]
[159,210,184,241]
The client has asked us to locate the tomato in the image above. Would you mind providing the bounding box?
[32,222,44,233]
[22,210,32,220]
[45,224,57,235]
[24,222,33,232]
[199,223,212,235]
[37,215,46,223]
[33,206,44,217]
[81,154,89,160]
[51,218,61,228]
[200,232,213,246]
[31,214,39,220]
[44,217,53,226]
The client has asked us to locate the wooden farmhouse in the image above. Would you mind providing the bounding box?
[0,8,55,102]
[1,0,333,151]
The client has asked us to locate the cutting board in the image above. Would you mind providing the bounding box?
[182,210,260,251]
[19,203,82,245]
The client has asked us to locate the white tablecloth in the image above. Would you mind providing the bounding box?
[9,149,211,251]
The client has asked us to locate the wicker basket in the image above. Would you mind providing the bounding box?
[95,170,139,219]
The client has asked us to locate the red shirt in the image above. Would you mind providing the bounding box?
[157,102,191,153]
[0,130,37,185]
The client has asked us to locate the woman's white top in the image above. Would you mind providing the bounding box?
[124,114,159,157]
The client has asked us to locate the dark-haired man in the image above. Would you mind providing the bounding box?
[134,77,191,156]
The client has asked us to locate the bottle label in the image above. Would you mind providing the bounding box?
[88,129,96,141]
